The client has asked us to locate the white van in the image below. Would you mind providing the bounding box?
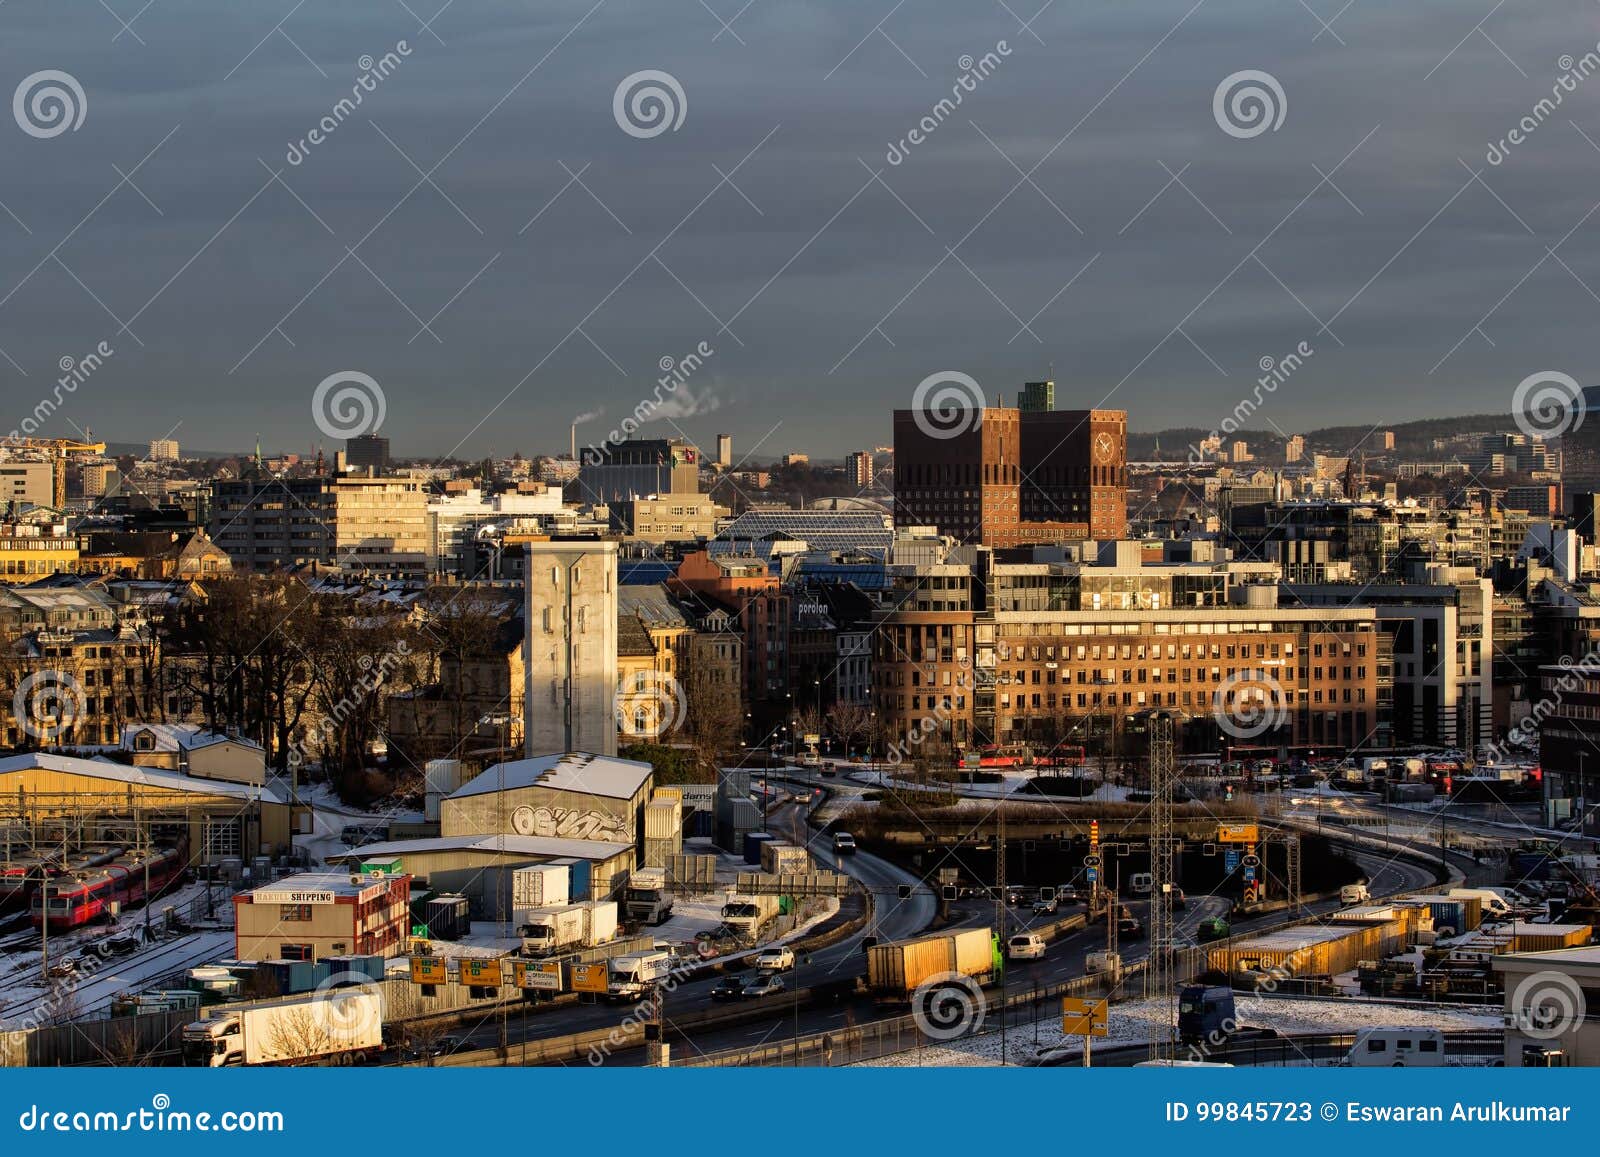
[1007,932,1046,961]
[1447,887,1513,918]
[1085,950,1123,982]
[1340,883,1371,905]
[1129,872,1154,895]
[1348,1027,1445,1067]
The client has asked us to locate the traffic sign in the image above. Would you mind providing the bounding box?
[571,962,609,994]
[1084,854,1102,868]
[514,960,563,992]
[1217,822,1259,844]
[1224,849,1240,872]
[409,956,447,985]
[1241,853,1261,868]
[1243,865,1257,884]
[462,958,503,987]
[1061,996,1108,1037]
[1085,867,1098,884]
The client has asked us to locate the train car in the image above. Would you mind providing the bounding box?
[1034,745,1086,770]
[31,847,185,930]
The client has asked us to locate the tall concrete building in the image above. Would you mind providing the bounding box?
[576,439,699,504]
[0,460,54,510]
[1285,435,1305,464]
[149,438,180,461]
[893,404,1127,546]
[845,450,874,488]
[1018,379,1054,412]
[209,475,334,572]
[524,540,619,757]
[332,476,428,577]
[345,434,391,474]
[716,434,733,468]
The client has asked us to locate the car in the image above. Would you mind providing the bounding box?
[741,972,787,999]
[833,831,857,854]
[1171,888,1187,910]
[752,946,795,972]
[1006,932,1046,960]
[1117,916,1145,940]
[1031,895,1059,916]
[710,974,748,1001]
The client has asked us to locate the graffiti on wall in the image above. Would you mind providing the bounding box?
[511,804,629,843]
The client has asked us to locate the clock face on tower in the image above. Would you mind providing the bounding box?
[1094,432,1116,463]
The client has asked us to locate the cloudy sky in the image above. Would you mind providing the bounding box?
[2,0,1599,459]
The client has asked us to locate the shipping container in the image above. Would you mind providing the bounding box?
[512,864,571,910]
[866,928,996,999]
[664,853,717,891]
[720,893,782,937]
[744,832,775,865]
[1509,922,1592,953]
[425,894,470,941]
[644,800,682,840]
[1206,920,1409,979]
[550,857,591,902]
[320,954,385,983]
[761,842,812,875]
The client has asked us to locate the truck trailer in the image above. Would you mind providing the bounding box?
[519,900,620,954]
[180,990,383,1066]
[606,950,673,1000]
[720,893,782,939]
[865,927,994,1001]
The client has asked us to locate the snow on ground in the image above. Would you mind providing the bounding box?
[853,995,1503,1068]
[0,929,234,1028]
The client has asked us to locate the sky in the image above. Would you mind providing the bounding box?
[2,0,1600,460]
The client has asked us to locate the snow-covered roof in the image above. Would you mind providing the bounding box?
[449,751,652,802]
[120,723,264,753]
[0,752,285,804]
[325,833,633,862]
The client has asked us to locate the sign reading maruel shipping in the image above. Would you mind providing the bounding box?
[257,889,337,905]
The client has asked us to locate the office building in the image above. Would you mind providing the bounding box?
[893,403,1127,546]
[0,460,53,510]
[524,540,619,757]
[209,476,335,573]
[1019,379,1054,413]
[846,450,874,488]
[716,434,733,468]
[149,439,180,462]
[1285,435,1305,464]
[332,476,428,577]
[346,434,391,474]
[576,439,699,505]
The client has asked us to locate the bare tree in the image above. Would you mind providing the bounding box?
[264,1005,332,1062]
[825,702,870,758]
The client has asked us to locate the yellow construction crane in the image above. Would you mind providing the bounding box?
[4,436,107,507]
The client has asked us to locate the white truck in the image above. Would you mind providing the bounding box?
[1447,887,1514,918]
[720,893,782,939]
[606,950,673,1000]
[519,900,620,954]
[622,870,674,926]
[180,990,383,1066]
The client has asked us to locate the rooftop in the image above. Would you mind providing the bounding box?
[327,833,634,862]
[0,752,284,803]
[449,751,653,802]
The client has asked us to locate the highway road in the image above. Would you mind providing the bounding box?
[429,773,1447,1066]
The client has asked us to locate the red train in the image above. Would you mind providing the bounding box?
[30,847,185,930]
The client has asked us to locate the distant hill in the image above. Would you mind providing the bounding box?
[1132,412,1522,459]
[106,442,247,461]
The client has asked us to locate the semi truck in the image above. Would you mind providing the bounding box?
[519,900,620,954]
[622,870,674,926]
[180,990,383,1066]
[865,927,994,1001]
[1177,985,1236,1045]
[720,893,782,939]
[605,950,673,1000]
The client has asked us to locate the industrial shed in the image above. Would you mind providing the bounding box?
[324,834,635,916]
[440,751,653,845]
[0,752,291,864]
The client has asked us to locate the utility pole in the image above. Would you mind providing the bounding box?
[1146,712,1176,1064]
[995,802,1006,1064]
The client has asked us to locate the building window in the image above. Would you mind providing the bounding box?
[281,944,313,961]
[280,905,313,922]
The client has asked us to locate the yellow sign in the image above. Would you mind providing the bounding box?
[461,957,503,987]
[514,960,564,992]
[1061,996,1108,1038]
[410,956,447,985]
[1216,822,1259,844]
[571,961,609,994]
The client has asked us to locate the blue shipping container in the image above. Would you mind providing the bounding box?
[744,832,774,864]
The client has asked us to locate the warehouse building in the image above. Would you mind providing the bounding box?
[324,834,634,916]
[0,752,291,865]
[440,751,652,846]
[233,870,412,961]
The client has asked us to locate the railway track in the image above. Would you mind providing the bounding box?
[0,933,221,1028]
